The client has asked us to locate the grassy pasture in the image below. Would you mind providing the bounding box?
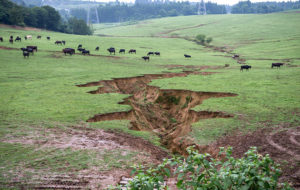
[0,10,300,187]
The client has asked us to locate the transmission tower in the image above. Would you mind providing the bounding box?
[197,0,206,15]
[87,0,90,24]
[94,0,100,24]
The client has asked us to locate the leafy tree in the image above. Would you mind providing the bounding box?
[42,6,61,31]
[68,17,92,35]
[32,7,48,28]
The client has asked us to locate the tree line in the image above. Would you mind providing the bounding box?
[0,0,92,35]
[70,2,226,23]
[231,0,300,14]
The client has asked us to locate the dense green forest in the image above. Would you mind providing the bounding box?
[70,2,226,23]
[0,0,92,35]
[68,0,300,23]
[231,0,300,14]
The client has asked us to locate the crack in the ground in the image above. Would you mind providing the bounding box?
[77,70,237,154]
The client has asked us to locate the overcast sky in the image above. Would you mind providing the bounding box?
[95,0,298,5]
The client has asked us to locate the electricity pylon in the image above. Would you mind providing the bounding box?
[198,0,206,15]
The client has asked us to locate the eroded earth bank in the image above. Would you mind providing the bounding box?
[77,69,237,155]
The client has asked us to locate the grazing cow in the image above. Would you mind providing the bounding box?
[155,52,160,56]
[27,46,37,52]
[107,47,115,55]
[77,48,85,52]
[78,44,82,49]
[21,47,34,55]
[55,41,62,45]
[9,39,13,44]
[95,46,99,51]
[37,35,41,39]
[82,50,90,55]
[26,35,32,40]
[15,36,21,42]
[24,36,27,40]
[0,37,3,42]
[128,49,136,54]
[62,40,66,45]
[23,51,30,58]
[142,56,150,61]
[240,65,252,71]
[271,63,284,68]
[232,54,239,58]
[47,37,50,40]
[119,49,125,54]
[147,52,154,56]
[184,54,191,58]
[10,36,13,39]
[63,48,75,55]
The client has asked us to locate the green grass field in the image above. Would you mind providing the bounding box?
[0,10,300,188]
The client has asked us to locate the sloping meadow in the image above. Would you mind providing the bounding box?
[0,10,300,188]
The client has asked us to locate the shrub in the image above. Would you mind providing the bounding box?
[206,37,213,44]
[196,34,206,44]
[114,147,293,190]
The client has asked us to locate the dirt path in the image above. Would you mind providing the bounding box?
[1,126,168,189]
[77,69,237,155]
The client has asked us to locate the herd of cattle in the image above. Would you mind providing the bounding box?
[0,35,286,70]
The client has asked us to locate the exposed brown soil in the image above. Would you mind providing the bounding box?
[212,126,300,188]
[0,24,41,31]
[77,71,237,155]
[1,125,168,189]
[0,46,19,50]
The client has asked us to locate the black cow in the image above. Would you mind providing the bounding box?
[95,46,99,51]
[147,52,154,56]
[82,50,90,55]
[78,44,82,49]
[0,37,3,42]
[128,49,136,54]
[15,36,21,42]
[240,65,252,71]
[62,41,66,45]
[142,56,150,61]
[9,39,13,44]
[47,37,50,40]
[37,35,41,39]
[155,52,160,56]
[77,48,85,52]
[55,41,62,45]
[184,54,191,58]
[107,47,115,55]
[119,49,125,54]
[63,48,75,55]
[10,36,13,39]
[24,36,27,40]
[21,48,34,55]
[23,51,29,58]
[271,63,284,68]
[27,46,38,52]
[232,54,239,58]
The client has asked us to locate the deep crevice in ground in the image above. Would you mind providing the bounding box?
[77,70,237,154]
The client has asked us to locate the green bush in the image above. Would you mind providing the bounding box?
[196,34,213,45]
[113,147,293,190]
[196,34,206,44]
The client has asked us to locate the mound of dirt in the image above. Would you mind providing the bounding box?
[213,126,300,188]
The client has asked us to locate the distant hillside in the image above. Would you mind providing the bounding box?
[94,11,300,60]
